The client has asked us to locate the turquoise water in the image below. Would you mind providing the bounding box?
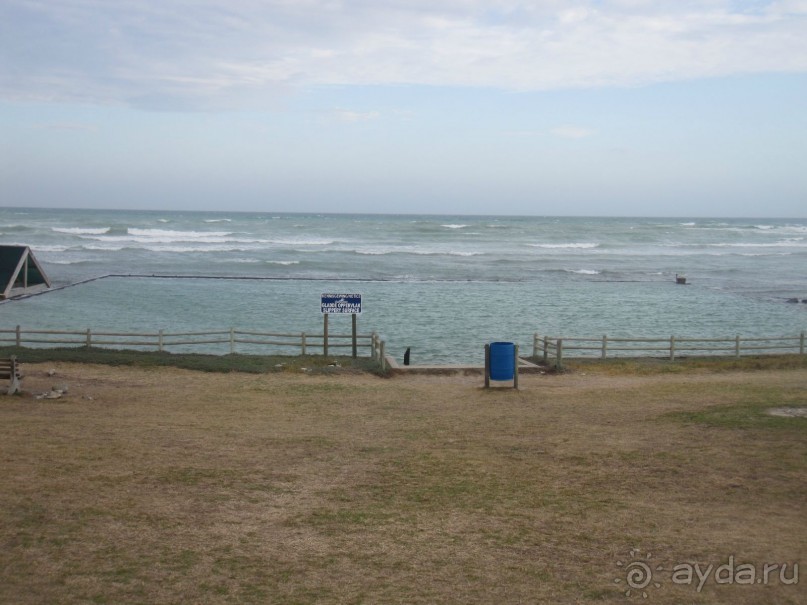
[1,275,803,363]
[1,208,805,362]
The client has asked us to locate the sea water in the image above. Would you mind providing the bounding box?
[1,208,805,363]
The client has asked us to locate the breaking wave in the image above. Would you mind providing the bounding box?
[527,242,599,249]
[52,227,111,235]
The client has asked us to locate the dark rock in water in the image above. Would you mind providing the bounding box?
[802,299,807,304]
[403,347,411,366]
[786,298,800,303]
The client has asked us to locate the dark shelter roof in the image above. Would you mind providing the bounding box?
[0,245,51,299]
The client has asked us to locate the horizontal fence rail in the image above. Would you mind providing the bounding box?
[1,325,386,361]
[533,332,806,368]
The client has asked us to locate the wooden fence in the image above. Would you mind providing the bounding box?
[0,325,387,364]
[533,332,807,368]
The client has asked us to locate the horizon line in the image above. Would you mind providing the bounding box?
[3,206,806,221]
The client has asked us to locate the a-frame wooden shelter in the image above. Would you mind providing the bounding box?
[0,245,51,300]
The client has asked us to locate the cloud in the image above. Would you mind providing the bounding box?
[1,0,806,109]
[550,126,594,139]
[330,109,381,123]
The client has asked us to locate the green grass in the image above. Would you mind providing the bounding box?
[6,346,804,379]
[0,345,388,376]
[661,379,807,430]
[529,354,807,375]
[669,401,807,430]
[2,363,806,604]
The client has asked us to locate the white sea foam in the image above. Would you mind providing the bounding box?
[48,259,88,265]
[266,238,336,246]
[92,236,233,244]
[527,243,599,249]
[204,219,232,223]
[52,227,110,235]
[352,246,481,256]
[225,258,300,266]
[129,228,232,239]
[140,244,258,253]
[351,247,398,255]
[441,224,468,229]
[80,244,127,251]
[567,269,600,275]
[705,224,807,236]
[739,252,792,257]
[416,250,482,256]
[780,225,807,234]
[79,228,237,245]
[227,258,299,265]
[708,241,807,248]
[32,245,70,252]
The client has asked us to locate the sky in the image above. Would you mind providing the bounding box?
[1,0,806,217]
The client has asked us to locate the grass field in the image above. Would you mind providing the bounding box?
[1,356,805,604]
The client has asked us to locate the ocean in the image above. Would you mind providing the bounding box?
[1,207,805,363]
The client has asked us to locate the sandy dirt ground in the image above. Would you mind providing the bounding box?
[2,362,805,604]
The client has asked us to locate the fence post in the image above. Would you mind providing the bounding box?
[801,332,805,356]
[735,334,741,358]
[556,339,563,370]
[669,335,675,361]
[352,313,358,359]
[323,314,329,357]
[158,329,164,353]
[86,328,92,348]
[371,332,377,359]
[379,341,386,370]
[484,344,490,388]
[229,328,235,355]
[15,325,21,347]
[543,337,549,363]
[514,344,519,389]
[601,334,608,360]
[301,332,307,356]
[533,333,539,358]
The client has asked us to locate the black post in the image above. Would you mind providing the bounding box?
[351,313,357,358]
[323,314,329,357]
[484,344,490,388]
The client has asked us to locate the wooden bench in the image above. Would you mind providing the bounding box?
[0,356,22,395]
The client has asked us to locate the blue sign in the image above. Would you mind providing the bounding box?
[321,293,362,314]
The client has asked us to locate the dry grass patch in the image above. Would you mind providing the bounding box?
[1,363,805,604]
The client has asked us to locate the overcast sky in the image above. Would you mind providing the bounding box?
[1,0,806,216]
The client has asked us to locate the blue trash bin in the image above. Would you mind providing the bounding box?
[489,342,515,381]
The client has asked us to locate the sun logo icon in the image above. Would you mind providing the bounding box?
[615,549,664,598]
